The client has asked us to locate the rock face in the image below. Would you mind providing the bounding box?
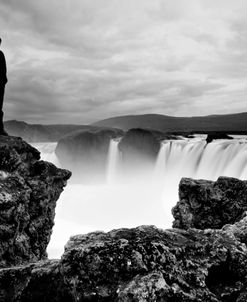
[55,128,123,183]
[172,177,247,230]
[118,128,161,174]
[0,135,71,267]
[1,145,247,302]
[1,220,247,301]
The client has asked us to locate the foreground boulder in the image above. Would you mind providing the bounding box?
[0,135,71,267]
[172,177,247,230]
[1,219,247,301]
[55,128,123,183]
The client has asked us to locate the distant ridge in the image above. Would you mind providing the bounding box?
[4,120,122,142]
[92,112,247,133]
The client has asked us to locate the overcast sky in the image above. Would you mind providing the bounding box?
[1,0,247,124]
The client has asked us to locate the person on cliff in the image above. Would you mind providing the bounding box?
[0,38,8,136]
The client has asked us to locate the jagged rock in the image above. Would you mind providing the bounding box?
[55,128,123,183]
[1,220,247,301]
[172,177,247,230]
[0,135,71,267]
[206,133,233,144]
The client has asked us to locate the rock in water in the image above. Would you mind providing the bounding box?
[172,177,247,230]
[0,136,71,267]
[55,128,123,183]
[206,133,233,144]
[118,128,161,176]
[118,128,160,161]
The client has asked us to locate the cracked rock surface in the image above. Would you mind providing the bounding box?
[0,136,71,267]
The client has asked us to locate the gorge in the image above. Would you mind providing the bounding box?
[32,133,247,258]
[1,134,247,301]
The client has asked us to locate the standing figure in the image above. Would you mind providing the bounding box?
[0,38,8,135]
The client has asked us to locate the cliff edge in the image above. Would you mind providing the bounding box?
[0,136,71,267]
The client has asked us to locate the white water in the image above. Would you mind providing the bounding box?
[106,139,120,185]
[32,137,247,258]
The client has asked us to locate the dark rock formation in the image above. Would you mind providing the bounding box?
[118,128,160,172]
[55,128,123,183]
[0,135,71,267]
[172,177,247,230]
[206,133,233,144]
[1,218,247,301]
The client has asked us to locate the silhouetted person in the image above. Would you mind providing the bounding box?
[0,38,8,135]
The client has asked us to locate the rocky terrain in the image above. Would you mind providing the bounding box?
[0,135,71,267]
[172,177,247,230]
[0,136,247,301]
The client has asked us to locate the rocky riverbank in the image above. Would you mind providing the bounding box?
[0,135,247,301]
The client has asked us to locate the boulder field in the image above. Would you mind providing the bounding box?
[0,135,247,301]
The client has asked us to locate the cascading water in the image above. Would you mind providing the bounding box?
[106,139,120,185]
[32,136,247,258]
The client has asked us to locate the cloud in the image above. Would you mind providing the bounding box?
[0,0,246,124]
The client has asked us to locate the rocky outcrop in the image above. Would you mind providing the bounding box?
[206,133,233,144]
[1,219,247,301]
[172,177,247,230]
[55,128,123,183]
[1,141,247,302]
[0,135,71,267]
[118,128,160,172]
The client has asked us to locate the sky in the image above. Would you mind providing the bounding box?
[0,0,247,124]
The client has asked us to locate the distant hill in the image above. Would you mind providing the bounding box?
[4,120,122,142]
[92,112,247,133]
[5,112,247,142]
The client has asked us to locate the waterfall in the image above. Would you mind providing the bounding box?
[31,136,247,258]
[155,138,247,182]
[106,139,120,184]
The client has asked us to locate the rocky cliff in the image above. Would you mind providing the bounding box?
[0,136,71,268]
[0,142,247,302]
[55,128,123,183]
[118,128,161,163]
[172,177,247,230]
